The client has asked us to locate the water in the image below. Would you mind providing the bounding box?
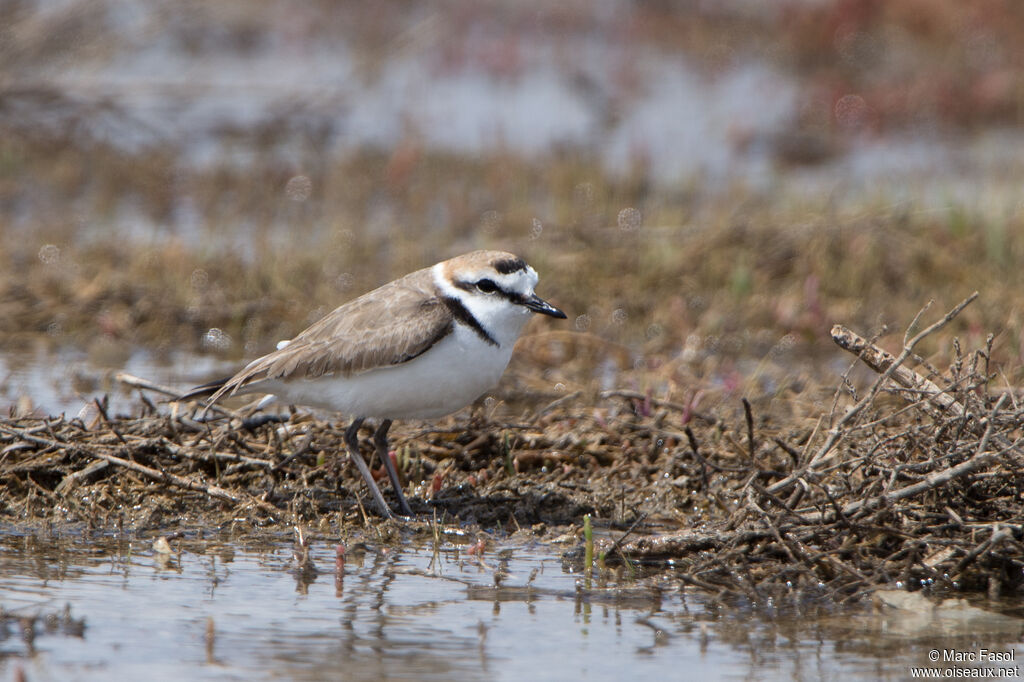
[15,0,1023,208]
[0,345,233,418]
[8,0,1024,262]
[0,531,715,681]
[2,529,1022,681]
[36,2,797,182]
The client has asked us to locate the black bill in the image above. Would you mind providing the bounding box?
[522,293,567,318]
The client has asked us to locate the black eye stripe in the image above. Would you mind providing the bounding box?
[454,278,522,303]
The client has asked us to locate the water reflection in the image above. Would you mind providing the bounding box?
[2,529,1022,681]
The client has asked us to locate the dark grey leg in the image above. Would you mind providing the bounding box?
[373,419,413,516]
[343,418,394,519]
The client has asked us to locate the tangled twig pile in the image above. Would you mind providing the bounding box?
[2,292,1022,601]
[614,292,1024,600]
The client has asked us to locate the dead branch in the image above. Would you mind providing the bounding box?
[767,292,979,495]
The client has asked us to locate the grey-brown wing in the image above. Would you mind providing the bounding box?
[210,271,453,401]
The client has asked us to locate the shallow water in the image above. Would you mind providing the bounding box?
[2,529,1022,682]
[10,0,1024,258]
[0,345,232,418]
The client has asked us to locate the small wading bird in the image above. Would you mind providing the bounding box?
[179,251,566,518]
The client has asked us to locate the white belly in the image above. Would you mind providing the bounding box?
[258,325,515,419]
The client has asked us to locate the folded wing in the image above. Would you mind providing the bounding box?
[206,271,453,404]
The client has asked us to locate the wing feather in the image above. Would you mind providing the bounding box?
[209,268,452,402]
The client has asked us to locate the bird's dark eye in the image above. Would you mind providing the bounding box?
[475,279,499,294]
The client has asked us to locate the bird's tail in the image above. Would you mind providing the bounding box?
[176,376,233,403]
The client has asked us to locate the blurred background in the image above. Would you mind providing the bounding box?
[2,0,1023,415]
